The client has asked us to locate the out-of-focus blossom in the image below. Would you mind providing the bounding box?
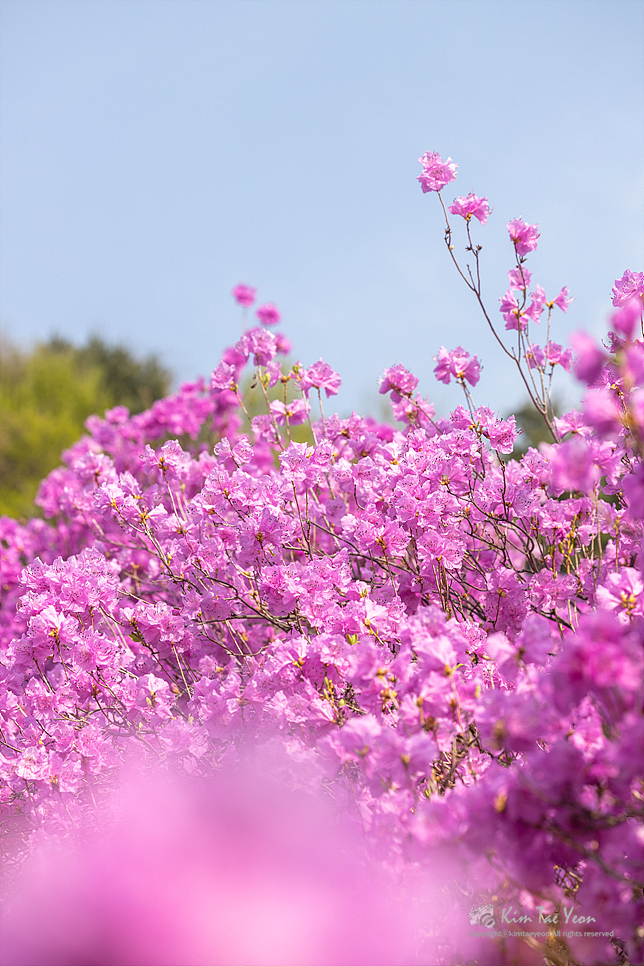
[583,388,623,438]
[596,567,644,619]
[231,283,256,307]
[610,298,641,341]
[570,331,608,385]
[0,769,413,966]
[256,303,281,326]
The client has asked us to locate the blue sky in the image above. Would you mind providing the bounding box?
[1,0,643,418]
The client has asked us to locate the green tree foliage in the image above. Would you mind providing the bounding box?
[512,397,561,453]
[0,335,171,518]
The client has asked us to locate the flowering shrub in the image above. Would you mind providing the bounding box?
[0,153,643,966]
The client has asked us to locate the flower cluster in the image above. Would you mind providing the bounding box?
[0,156,642,966]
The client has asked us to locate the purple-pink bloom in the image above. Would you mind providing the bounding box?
[507,267,532,291]
[379,363,419,401]
[256,303,281,326]
[622,463,644,519]
[417,151,457,193]
[583,388,623,438]
[433,346,480,386]
[300,360,342,397]
[448,193,490,224]
[570,331,608,385]
[231,283,256,307]
[596,568,644,619]
[543,437,601,495]
[507,218,540,257]
[499,290,526,330]
[245,327,278,366]
[210,361,238,393]
[526,344,546,369]
[610,298,641,341]
[550,286,574,313]
[270,398,310,426]
[524,284,546,324]
[611,269,644,308]
[546,342,573,372]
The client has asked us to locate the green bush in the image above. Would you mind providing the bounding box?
[0,335,171,518]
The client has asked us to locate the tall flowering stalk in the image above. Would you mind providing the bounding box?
[0,156,642,966]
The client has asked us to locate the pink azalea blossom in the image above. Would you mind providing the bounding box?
[526,344,546,369]
[499,289,526,330]
[596,568,644,619]
[231,283,256,307]
[300,360,342,397]
[448,193,490,224]
[210,360,238,392]
[524,284,547,323]
[611,269,644,308]
[417,151,457,193]
[433,346,481,386]
[550,285,574,312]
[269,398,310,426]
[379,363,419,401]
[506,218,540,256]
[507,267,532,291]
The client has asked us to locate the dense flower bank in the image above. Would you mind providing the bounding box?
[0,155,643,965]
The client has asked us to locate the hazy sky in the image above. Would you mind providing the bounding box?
[1,0,643,418]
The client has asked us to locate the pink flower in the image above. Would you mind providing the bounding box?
[210,361,238,393]
[610,298,641,341]
[499,289,525,330]
[507,267,532,291]
[379,364,419,401]
[596,568,644,619]
[256,303,281,326]
[526,344,546,369]
[433,346,480,386]
[525,284,546,323]
[543,437,601,495]
[622,463,644,519]
[550,286,573,313]
[300,360,342,397]
[507,218,540,257]
[279,440,315,482]
[583,388,623,438]
[245,327,278,366]
[231,283,256,307]
[570,331,608,385]
[417,151,457,193]
[448,193,490,224]
[611,269,644,308]
[269,398,310,426]
[545,341,573,372]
